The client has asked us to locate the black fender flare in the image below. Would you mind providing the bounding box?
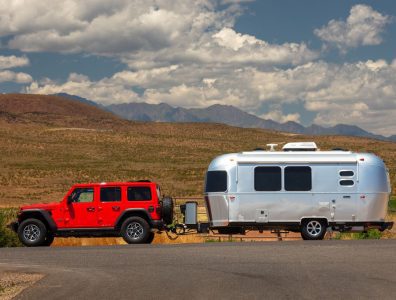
[19,209,58,232]
[115,209,153,229]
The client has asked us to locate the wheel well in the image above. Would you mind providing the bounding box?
[300,218,329,227]
[20,212,51,232]
[115,211,152,230]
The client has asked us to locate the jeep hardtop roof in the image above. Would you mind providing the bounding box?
[71,181,157,188]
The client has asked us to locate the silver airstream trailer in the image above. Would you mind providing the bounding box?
[204,142,393,240]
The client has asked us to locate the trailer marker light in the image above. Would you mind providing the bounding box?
[359,158,365,161]
[360,195,366,199]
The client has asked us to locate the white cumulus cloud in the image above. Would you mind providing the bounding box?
[0,55,30,70]
[26,73,139,105]
[314,4,391,52]
[0,70,32,83]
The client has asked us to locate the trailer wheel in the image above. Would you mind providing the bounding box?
[161,197,174,225]
[301,219,327,240]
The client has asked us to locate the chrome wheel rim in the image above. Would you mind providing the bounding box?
[23,224,41,242]
[126,222,144,239]
[306,221,322,237]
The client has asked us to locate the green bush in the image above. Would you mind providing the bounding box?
[0,208,22,247]
[334,229,382,240]
[389,197,396,213]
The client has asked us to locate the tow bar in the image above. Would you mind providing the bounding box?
[164,201,210,236]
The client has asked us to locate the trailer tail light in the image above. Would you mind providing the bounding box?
[360,195,366,199]
[359,158,365,161]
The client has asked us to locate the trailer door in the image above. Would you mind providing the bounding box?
[334,166,358,222]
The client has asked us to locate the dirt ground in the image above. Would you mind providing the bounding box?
[0,272,44,300]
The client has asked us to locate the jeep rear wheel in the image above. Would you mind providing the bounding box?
[301,219,327,240]
[145,232,155,244]
[42,233,55,246]
[121,217,150,244]
[18,218,47,247]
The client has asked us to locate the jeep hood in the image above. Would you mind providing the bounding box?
[20,202,59,211]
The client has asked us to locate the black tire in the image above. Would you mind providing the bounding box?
[301,219,327,240]
[121,217,151,244]
[161,197,174,225]
[145,232,155,244]
[42,234,55,246]
[18,218,47,247]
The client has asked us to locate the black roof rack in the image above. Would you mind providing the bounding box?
[128,180,151,182]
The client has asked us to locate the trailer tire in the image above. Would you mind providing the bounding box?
[301,219,327,240]
[161,197,174,225]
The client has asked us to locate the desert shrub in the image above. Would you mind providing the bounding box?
[389,197,396,213]
[334,229,382,240]
[0,208,21,247]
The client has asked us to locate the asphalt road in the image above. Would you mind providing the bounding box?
[1,240,396,299]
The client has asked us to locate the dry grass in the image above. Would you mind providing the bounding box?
[0,119,395,207]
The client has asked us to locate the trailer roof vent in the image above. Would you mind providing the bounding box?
[282,142,317,152]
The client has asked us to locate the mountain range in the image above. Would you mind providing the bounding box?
[107,102,395,142]
[56,93,395,142]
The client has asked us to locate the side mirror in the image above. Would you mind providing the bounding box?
[67,195,73,204]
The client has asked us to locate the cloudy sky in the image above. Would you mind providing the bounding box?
[0,0,395,136]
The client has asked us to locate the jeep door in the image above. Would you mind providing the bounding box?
[97,186,122,227]
[63,187,98,228]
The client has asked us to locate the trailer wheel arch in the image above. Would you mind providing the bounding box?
[300,217,329,227]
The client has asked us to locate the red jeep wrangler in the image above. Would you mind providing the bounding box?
[10,181,173,247]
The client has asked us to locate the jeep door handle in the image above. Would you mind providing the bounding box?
[112,206,120,211]
[87,207,95,212]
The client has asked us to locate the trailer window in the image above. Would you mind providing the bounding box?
[254,167,281,191]
[205,171,227,192]
[285,166,311,191]
[340,170,354,177]
[340,180,354,186]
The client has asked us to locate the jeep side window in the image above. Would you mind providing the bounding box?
[127,187,152,201]
[70,188,94,203]
[100,187,121,202]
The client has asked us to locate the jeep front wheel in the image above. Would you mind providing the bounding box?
[121,217,150,244]
[18,218,47,247]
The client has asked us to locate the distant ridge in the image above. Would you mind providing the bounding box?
[0,93,122,127]
[107,101,394,142]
